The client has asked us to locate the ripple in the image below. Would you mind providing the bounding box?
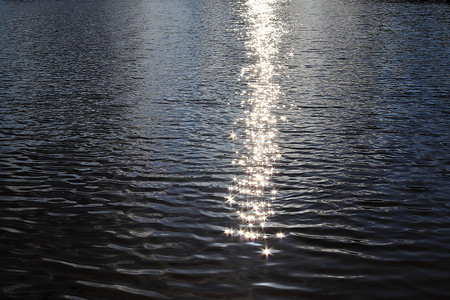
[1,0,450,299]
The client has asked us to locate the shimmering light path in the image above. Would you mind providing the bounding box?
[225,0,286,256]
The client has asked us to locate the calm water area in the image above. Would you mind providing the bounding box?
[1,0,449,299]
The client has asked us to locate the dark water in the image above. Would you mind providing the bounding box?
[1,0,449,299]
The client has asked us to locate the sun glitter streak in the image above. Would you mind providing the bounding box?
[225,0,285,250]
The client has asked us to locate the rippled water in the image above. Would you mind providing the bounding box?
[1,0,449,299]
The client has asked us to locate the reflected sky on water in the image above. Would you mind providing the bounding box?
[0,0,449,299]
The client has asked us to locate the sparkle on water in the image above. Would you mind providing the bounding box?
[261,246,273,259]
[224,0,287,255]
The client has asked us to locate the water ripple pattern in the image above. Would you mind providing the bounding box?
[1,0,449,299]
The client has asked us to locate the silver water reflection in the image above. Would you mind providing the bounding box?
[225,0,286,257]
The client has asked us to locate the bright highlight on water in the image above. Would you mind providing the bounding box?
[224,0,287,256]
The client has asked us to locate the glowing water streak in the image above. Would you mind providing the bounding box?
[225,0,286,256]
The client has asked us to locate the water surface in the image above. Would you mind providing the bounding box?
[1,0,449,299]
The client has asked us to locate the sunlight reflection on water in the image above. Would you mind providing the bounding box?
[225,0,287,257]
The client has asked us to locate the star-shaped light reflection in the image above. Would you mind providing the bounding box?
[261,246,273,258]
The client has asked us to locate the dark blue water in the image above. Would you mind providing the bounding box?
[1,0,449,299]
